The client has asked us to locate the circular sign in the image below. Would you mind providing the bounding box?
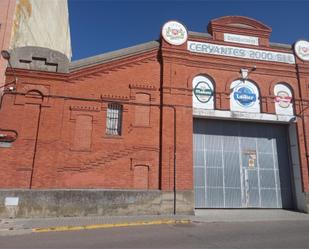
[233,86,257,107]
[193,81,213,103]
[275,91,292,108]
[294,40,309,61]
[162,21,188,46]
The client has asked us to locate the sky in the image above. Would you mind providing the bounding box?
[68,0,309,61]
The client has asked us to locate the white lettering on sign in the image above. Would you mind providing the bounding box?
[188,41,295,64]
[224,33,259,46]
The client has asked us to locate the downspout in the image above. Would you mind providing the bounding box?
[29,104,42,189]
[295,64,309,189]
[158,50,178,215]
[172,106,176,215]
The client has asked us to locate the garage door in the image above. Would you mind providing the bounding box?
[193,119,293,209]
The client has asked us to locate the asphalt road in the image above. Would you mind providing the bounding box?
[1,220,309,249]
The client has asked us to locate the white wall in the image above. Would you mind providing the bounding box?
[9,0,72,60]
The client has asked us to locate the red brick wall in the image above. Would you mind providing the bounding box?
[0,52,164,189]
[0,16,309,194]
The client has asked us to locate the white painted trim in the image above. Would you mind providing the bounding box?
[193,108,296,123]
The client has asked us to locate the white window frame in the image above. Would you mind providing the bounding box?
[106,103,122,136]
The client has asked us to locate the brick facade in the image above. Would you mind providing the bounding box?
[0,16,308,203]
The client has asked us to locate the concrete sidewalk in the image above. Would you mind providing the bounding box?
[194,209,309,222]
[1,209,308,236]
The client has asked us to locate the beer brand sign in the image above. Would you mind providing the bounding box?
[192,75,214,110]
[193,81,213,103]
[275,91,292,108]
[233,86,257,107]
[230,80,260,113]
[274,84,294,115]
[294,40,309,61]
[162,21,188,46]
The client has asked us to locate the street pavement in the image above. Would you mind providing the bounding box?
[1,219,309,248]
[0,209,309,248]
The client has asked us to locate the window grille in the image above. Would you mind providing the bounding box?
[106,103,122,135]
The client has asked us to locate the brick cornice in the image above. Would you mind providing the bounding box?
[5,68,68,81]
[68,49,159,80]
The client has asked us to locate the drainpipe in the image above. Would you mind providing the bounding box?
[29,104,42,189]
[295,64,309,188]
[173,107,177,215]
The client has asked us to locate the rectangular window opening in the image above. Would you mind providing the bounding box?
[106,103,123,136]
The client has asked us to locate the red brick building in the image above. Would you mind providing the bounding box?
[0,16,309,217]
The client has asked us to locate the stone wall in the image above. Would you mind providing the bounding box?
[0,190,194,218]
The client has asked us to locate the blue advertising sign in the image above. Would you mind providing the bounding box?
[233,86,256,107]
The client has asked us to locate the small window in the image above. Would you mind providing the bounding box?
[106,103,122,136]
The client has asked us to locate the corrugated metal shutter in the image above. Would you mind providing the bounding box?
[193,119,293,209]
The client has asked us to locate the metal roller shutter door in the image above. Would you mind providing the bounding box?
[193,119,293,209]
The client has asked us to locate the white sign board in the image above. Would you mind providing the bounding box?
[230,80,260,113]
[192,75,214,110]
[274,84,293,115]
[294,40,309,61]
[224,33,259,46]
[5,197,19,206]
[162,21,188,46]
[188,41,295,64]
[0,142,12,148]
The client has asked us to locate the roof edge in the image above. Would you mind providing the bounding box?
[188,31,212,39]
[70,41,160,72]
[69,33,292,72]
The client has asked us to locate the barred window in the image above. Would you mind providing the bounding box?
[106,103,122,136]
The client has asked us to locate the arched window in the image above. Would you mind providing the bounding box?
[274,83,293,115]
[192,75,214,110]
[230,80,260,113]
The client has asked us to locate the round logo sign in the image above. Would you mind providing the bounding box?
[162,21,188,46]
[275,91,292,108]
[193,81,213,103]
[294,40,309,61]
[233,86,257,107]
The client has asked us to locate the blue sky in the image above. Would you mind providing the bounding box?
[68,0,309,61]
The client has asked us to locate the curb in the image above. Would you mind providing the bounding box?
[32,219,191,233]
